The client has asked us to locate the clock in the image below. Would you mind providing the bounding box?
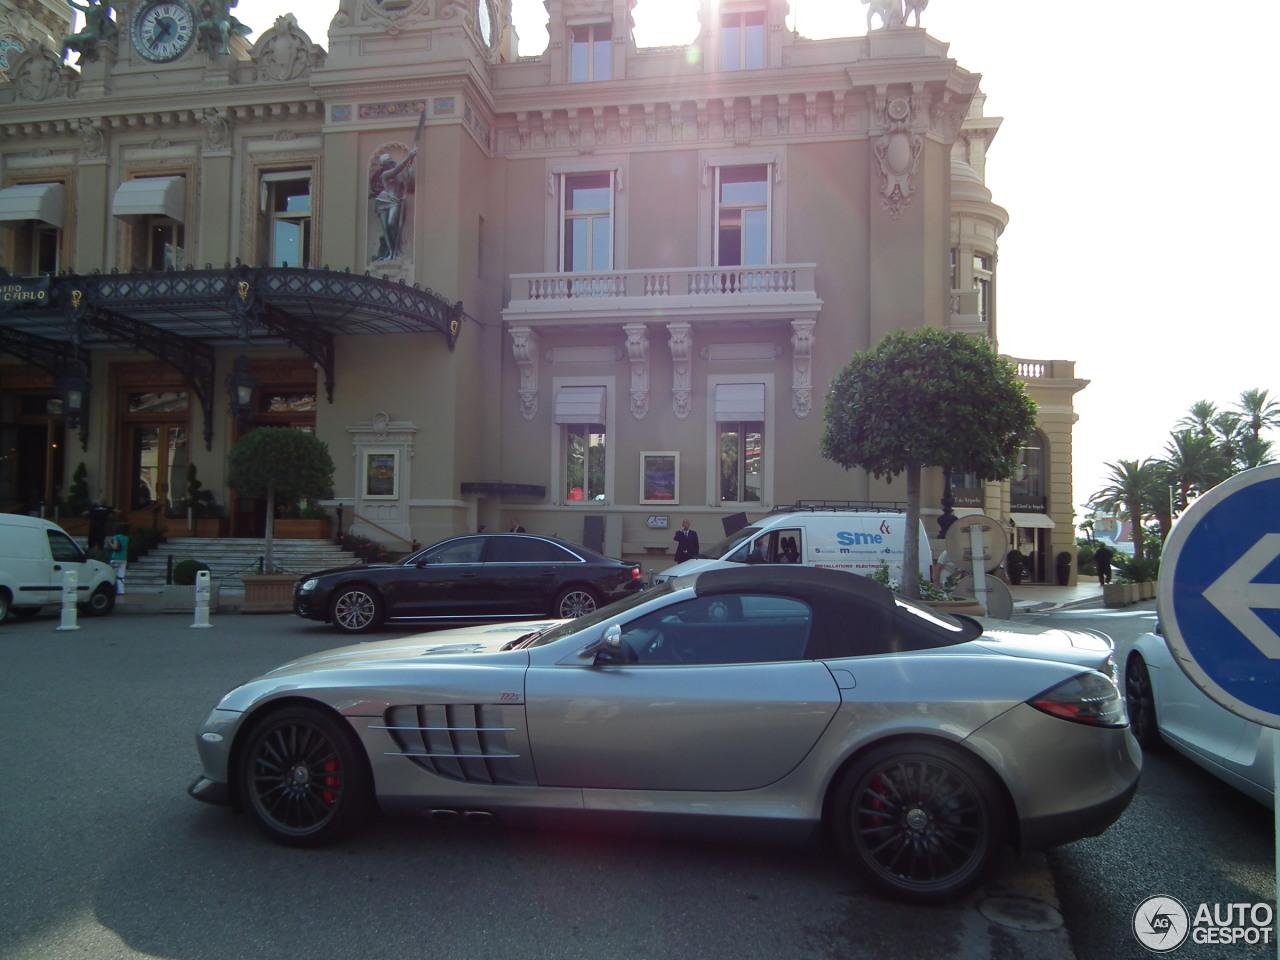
[132,0,196,62]
[478,0,493,46]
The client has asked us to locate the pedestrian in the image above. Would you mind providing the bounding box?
[86,500,114,550]
[508,518,525,533]
[672,519,700,563]
[108,524,130,594]
[1094,543,1114,586]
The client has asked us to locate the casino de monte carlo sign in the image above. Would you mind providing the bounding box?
[0,276,51,313]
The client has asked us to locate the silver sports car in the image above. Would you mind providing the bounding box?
[190,565,1140,903]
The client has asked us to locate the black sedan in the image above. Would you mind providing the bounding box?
[294,533,643,634]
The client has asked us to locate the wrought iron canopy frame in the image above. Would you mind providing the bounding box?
[0,265,465,450]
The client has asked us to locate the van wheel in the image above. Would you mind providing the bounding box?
[0,591,11,622]
[82,585,116,617]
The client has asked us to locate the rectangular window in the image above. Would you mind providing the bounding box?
[570,22,611,82]
[130,219,184,270]
[721,11,765,71]
[0,181,65,275]
[715,165,770,266]
[565,424,607,501]
[715,382,764,503]
[973,254,992,323]
[22,223,61,275]
[261,173,313,268]
[560,172,613,273]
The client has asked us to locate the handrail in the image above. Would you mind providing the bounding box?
[340,507,419,550]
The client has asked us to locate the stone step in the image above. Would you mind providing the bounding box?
[109,537,365,591]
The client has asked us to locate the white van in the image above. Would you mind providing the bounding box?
[0,514,118,621]
[654,510,931,585]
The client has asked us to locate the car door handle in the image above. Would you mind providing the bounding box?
[459,572,480,579]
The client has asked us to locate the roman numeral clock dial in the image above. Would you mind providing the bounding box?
[132,0,196,62]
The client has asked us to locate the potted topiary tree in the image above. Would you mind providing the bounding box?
[227,427,335,612]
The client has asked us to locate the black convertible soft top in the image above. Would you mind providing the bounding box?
[689,564,981,659]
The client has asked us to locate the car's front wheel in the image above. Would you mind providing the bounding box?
[330,585,383,633]
[553,586,599,619]
[82,585,116,617]
[832,740,1005,903]
[236,705,372,846]
[1125,654,1161,749]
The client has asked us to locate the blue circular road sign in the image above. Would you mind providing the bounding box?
[1160,464,1280,728]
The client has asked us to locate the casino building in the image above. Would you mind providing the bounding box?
[0,0,1086,582]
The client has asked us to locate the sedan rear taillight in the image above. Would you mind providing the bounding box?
[1028,672,1128,728]
[629,566,642,581]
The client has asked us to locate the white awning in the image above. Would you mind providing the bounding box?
[0,182,64,227]
[714,382,765,421]
[1009,512,1056,529]
[111,176,186,221]
[553,385,606,424]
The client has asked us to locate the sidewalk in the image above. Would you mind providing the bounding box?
[1011,581,1104,613]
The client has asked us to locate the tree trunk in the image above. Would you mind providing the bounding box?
[264,486,276,573]
[903,461,922,600]
[1127,496,1144,561]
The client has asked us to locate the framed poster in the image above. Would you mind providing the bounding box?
[640,451,679,504]
[364,450,398,499]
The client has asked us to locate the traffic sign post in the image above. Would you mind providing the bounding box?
[1160,464,1280,728]
[1159,463,1280,933]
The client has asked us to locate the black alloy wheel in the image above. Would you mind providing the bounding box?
[1125,655,1161,749]
[834,740,1005,903]
[330,585,383,633]
[237,705,371,846]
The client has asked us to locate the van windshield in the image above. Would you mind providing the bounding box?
[701,526,764,562]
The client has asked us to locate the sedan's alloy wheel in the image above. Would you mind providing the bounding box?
[554,588,598,618]
[332,587,382,633]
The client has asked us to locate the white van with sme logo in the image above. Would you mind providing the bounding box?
[654,507,931,586]
[0,514,118,621]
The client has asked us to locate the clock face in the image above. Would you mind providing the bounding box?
[478,0,492,45]
[132,0,196,62]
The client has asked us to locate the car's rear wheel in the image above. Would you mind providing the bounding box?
[833,740,1005,903]
[1125,655,1161,749]
[82,585,116,617]
[330,586,383,633]
[553,586,599,619]
[237,705,372,846]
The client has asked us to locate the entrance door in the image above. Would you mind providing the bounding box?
[126,424,188,515]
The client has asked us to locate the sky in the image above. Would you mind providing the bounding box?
[155,1,1280,521]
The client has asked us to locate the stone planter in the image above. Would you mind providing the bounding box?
[1103,583,1130,608]
[274,519,332,539]
[921,598,987,618]
[239,574,297,614]
[1139,580,1157,600]
[163,583,221,613]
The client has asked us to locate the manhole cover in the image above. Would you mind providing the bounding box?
[978,895,1064,932]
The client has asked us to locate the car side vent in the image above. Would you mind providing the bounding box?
[376,704,534,785]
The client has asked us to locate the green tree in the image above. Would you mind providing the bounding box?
[226,427,335,572]
[1161,430,1229,514]
[1088,458,1166,562]
[1234,388,1280,440]
[821,328,1037,598]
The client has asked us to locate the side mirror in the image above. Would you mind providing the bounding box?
[583,624,634,664]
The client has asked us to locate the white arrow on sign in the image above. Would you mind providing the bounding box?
[1202,532,1280,659]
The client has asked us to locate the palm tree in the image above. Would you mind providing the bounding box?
[1234,388,1280,440]
[1162,430,1229,512]
[1089,458,1166,562]
[1177,400,1220,438]
[1236,433,1275,471]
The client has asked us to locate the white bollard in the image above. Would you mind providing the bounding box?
[56,569,80,631]
[190,568,213,629]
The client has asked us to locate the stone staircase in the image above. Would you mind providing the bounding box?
[120,537,364,595]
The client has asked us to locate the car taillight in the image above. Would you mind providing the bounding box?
[630,566,642,580]
[1028,672,1128,728]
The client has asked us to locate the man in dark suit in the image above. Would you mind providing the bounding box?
[672,519,700,563]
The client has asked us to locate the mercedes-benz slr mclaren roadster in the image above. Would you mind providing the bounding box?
[190,565,1140,903]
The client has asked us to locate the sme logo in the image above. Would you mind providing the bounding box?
[837,530,884,547]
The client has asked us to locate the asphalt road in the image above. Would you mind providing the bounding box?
[1,607,1083,960]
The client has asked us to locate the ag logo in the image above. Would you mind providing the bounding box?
[1133,896,1190,953]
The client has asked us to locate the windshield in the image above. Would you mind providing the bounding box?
[522,582,675,647]
[699,526,763,562]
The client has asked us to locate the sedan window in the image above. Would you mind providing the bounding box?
[487,537,578,563]
[416,538,485,564]
[620,594,811,664]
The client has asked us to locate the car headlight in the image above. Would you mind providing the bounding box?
[298,579,318,593]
